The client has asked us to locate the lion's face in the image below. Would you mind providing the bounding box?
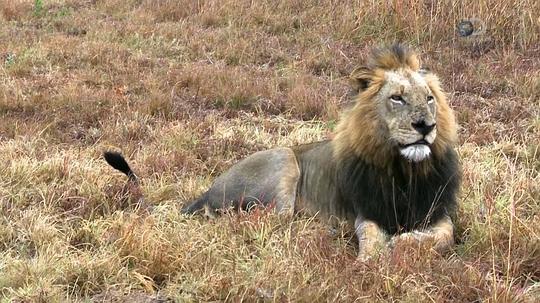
[375,69,437,162]
[336,45,457,167]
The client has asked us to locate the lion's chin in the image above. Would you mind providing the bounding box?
[399,144,431,162]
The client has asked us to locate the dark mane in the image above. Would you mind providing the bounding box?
[336,148,460,234]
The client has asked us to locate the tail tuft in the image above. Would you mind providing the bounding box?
[104,151,137,181]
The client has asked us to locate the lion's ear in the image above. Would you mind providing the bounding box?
[350,67,373,93]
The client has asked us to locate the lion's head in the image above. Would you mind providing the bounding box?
[335,44,457,167]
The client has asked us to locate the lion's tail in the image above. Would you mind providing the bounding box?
[104,151,209,214]
[103,151,139,183]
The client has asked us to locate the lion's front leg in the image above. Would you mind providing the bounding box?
[390,215,454,252]
[355,217,388,261]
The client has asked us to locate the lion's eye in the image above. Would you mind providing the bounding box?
[390,95,405,105]
[427,95,435,104]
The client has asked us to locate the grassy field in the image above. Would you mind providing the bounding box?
[0,0,539,302]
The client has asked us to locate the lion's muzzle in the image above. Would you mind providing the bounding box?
[411,120,436,136]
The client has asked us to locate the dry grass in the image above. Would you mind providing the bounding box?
[0,0,539,302]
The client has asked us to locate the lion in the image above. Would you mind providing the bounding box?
[104,44,461,260]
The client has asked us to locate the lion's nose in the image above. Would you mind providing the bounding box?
[412,120,436,135]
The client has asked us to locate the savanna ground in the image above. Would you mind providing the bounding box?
[0,0,539,302]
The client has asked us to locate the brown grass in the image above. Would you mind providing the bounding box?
[0,0,539,302]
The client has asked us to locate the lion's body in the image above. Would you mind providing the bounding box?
[107,44,461,258]
[182,138,459,236]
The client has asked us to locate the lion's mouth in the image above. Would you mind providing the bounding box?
[399,139,430,148]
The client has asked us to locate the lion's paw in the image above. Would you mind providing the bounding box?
[389,230,434,249]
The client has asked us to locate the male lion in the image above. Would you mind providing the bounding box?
[105,44,460,260]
